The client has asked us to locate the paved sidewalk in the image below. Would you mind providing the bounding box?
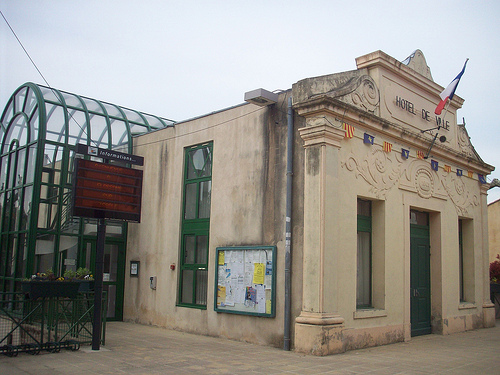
[1,321,499,374]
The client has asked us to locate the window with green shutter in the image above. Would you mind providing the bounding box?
[178,142,213,308]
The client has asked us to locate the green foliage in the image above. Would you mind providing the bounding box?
[491,254,500,283]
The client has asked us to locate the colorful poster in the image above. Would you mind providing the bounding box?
[253,263,265,284]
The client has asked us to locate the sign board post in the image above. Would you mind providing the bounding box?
[73,144,143,351]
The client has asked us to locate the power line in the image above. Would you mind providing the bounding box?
[0,10,97,145]
[1,10,50,88]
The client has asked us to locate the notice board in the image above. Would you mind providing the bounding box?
[214,246,276,317]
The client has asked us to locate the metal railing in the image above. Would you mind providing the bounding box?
[0,291,106,356]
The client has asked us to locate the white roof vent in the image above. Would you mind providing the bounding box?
[244,88,278,106]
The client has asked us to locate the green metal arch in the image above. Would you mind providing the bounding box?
[0,82,175,293]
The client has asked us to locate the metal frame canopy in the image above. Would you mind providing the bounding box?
[0,82,174,293]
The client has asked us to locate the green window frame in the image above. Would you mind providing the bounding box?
[357,199,372,308]
[178,142,213,309]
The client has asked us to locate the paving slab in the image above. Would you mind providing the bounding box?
[1,320,499,374]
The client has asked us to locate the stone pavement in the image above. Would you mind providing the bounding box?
[1,321,499,375]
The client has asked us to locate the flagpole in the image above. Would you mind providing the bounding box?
[424,99,451,159]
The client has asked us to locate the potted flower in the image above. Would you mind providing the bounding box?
[22,269,81,299]
[68,267,95,292]
[491,254,500,294]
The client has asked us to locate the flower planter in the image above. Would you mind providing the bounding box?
[490,283,500,294]
[77,280,95,292]
[491,283,500,319]
[21,281,80,300]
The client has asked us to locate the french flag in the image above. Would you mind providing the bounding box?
[434,59,468,115]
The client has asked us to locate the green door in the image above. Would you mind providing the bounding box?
[410,211,431,336]
[81,239,126,321]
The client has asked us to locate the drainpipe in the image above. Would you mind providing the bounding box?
[284,95,293,351]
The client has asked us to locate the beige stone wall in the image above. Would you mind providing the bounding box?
[124,95,305,348]
[292,50,494,354]
[489,199,500,263]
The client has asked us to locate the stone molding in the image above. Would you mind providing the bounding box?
[295,311,345,325]
[298,121,345,149]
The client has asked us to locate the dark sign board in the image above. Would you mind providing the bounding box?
[73,158,143,222]
[75,144,144,166]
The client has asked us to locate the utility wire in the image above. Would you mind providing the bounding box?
[1,10,50,88]
[1,10,96,145]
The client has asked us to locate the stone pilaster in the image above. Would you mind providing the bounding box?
[294,115,346,355]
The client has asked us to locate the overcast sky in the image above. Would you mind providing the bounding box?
[1,0,499,202]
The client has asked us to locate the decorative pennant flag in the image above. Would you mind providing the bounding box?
[401,148,409,159]
[435,59,468,115]
[468,170,474,178]
[456,169,463,176]
[431,160,439,171]
[444,165,451,173]
[363,133,374,145]
[383,141,392,153]
[343,122,354,138]
[478,174,487,184]
[417,150,425,160]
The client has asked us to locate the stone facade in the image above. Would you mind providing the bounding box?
[125,50,495,355]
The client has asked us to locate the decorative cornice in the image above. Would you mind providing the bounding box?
[293,95,494,175]
[298,120,345,149]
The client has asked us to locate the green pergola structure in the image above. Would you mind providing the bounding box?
[0,82,174,294]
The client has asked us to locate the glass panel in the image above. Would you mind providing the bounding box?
[196,269,208,305]
[121,108,144,123]
[110,119,128,148]
[198,181,211,219]
[104,222,124,237]
[61,92,84,109]
[1,100,14,126]
[45,105,66,142]
[21,186,33,231]
[29,109,39,141]
[196,235,208,264]
[6,235,17,277]
[24,88,37,116]
[0,157,8,189]
[181,270,194,304]
[67,109,88,145]
[357,199,371,216]
[15,87,27,113]
[104,284,116,319]
[459,219,464,301]
[410,210,428,226]
[187,147,212,179]
[35,235,55,272]
[40,86,60,103]
[85,242,93,269]
[129,123,150,136]
[84,222,98,235]
[4,115,28,153]
[17,233,27,279]
[12,188,22,231]
[25,145,37,184]
[59,235,78,274]
[38,202,57,229]
[15,148,26,186]
[83,98,103,113]
[184,235,195,264]
[104,244,118,282]
[90,114,109,148]
[184,183,197,220]
[357,231,371,307]
[102,103,123,118]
